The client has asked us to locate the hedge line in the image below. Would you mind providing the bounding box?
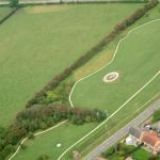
[26,0,159,108]
[19,0,148,6]
[0,7,19,25]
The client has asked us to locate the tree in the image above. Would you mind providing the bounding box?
[9,0,19,8]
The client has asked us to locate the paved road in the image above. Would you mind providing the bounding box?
[86,98,160,160]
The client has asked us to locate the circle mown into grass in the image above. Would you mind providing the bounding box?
[103,71,119,83]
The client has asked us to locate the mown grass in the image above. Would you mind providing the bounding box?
[0,3,143,127]
[11,122,97,160]
[72,19,160,112]
[0,7,12,20]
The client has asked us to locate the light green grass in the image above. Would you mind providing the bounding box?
[0,7,12,19]
[0,3,143,127]
[72,20,160,113]
[12,122,97,160]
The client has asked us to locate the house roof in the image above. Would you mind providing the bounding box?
[129,127,141,139]
[141,131,160,147]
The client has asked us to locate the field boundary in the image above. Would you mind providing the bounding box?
[0,8,20,26]
[59,18,160,159]
[0,0,148,6]
[7,121,67,160]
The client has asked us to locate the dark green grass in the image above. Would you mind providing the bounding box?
[0,7,12,20]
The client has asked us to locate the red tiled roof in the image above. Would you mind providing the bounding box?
[141,131,160,147]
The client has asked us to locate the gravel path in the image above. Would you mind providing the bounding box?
[86,98,160,160]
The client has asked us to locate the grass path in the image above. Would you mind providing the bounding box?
[59,19,160,159]
[8,121,67,160]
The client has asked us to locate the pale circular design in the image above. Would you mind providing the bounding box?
[56,143,62,148]
[103,72,119,83]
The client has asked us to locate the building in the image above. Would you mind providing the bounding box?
[126,127,142,146]
[140,131,160,153]
[126,127,160,154]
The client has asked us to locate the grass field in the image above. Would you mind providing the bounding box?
[10,4,160,160]
[0,3,144,127]
[0,7,12,19]
[11,122,97,160]
[71,19,160,113]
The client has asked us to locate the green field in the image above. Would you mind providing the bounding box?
[0,3,143,127]
[9,4,160,160]
[0,7,11,19]
[11,122,97,160]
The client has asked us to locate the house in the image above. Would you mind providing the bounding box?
[126,127,142,146]
[140,130,160,153]
[126,127,160,154]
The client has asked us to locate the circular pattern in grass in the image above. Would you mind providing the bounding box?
[103,72,119,83]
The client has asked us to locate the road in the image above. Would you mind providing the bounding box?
[86,98,160,160]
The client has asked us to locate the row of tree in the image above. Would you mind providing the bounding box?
[9,0,19,7]
[25,0,159,109]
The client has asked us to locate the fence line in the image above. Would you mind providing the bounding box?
[0,0,149,6]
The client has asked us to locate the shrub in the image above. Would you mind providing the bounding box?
[37,154,50,160]
[28,132,34,139]
[9,0,19,8]
[152,109,160,122]
[102,146,115,157]
[20,144,27,150]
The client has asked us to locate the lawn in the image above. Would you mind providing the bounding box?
[0,3,143,127]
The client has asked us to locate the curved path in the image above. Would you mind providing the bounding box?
[58,18,160,159]
[8,121,67,160]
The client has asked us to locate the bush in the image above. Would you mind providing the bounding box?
[9,0,19,8]
[28,132,34,139]
[20,144,27,150]
[152,109,160,122]
[37,154,50,160]
[102,146,115,157]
